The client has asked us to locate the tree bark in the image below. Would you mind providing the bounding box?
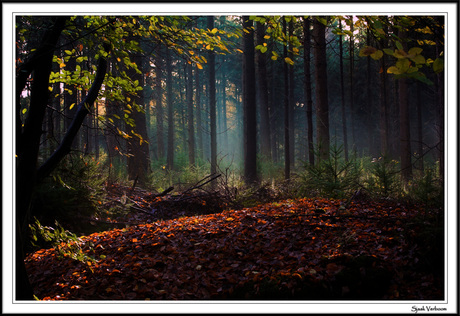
[195,64,204,161]
[155,46,165,160]
[256,20,272,161]
[187,61,196,166]
[126,48,151,185]
[398,28,412,183]
[313,17,330,161]
[166,47,175,171]
[207,16,218,186]
[243,16,258,184]
[339,19,349,161]
[283,18,290,179]
[303,17,315,166]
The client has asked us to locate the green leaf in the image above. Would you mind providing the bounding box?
[408,47,423,56]
[396,58,411,73]
[370,50,383,60]
[65,50,73,55]
[383,48,394,56]
[393,49,407,59]
[395,41,403,51]
[76,56,84,63]
[260,46,267,53]
[433,58,443,73]
[387,66,401,74]
[316,17,328,26]
[410,54,425,64]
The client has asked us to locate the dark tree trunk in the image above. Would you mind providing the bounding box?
[126,49,150,185]
[288,19,295,169]
[186,61,195,166]
[166,47,175,171]
[379,17,389,156]
[313,17,330,160]
[208,16,217,185]
[283,18,290,179]
[348,16,356,154]
[303,17,314,166]
[415,81,424,172]
[339,19,349,161]
[243,16,258,184]
[155,47,165,160]
[195,64,204,161]
[256,20,272,161]
[398,28,412,183]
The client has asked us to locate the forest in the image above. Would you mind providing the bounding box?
[13,14,447,306]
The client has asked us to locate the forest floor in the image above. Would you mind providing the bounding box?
[25,183,444,301]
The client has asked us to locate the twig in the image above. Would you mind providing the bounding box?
[154,186,174,197]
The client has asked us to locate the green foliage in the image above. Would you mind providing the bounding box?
[29,218,97,267]
[300,144,361,198]
[365,156,399,197]
[407,168,443,209]
[33,154,106,228]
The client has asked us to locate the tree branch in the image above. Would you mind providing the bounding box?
[36,50,108,182]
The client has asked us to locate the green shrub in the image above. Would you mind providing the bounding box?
[32,154,106,228]
[29,218,97,266]
[365,155,399,197]
[300,144,361,198]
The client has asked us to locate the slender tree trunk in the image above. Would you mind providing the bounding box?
[435,32,444,180]
[155,47,165,160]
[339,19,349,161]
[283,18,290,179]
[379,17,389,156]
[348,16,356,154]
[207,16,217,185]
[243,16,258,184]
[288,19,295,169]
[166,47,175,171]
[398,28,412,183]
[415,82,424,172]
[303,17,314,166]
[313,17,330,160]
[256,20,272,161]
[195,64,203,161]
[186,61,195,166]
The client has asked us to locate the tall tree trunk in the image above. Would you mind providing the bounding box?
[379,17,389,156]
[415,82,424,172]
[207,16,217,185]
[126,49,150,185]
[348,16,356,154]
[283,18,291,179]
[243,16,258,184]
[339,19,349,161]
[288,19,295,169]
[303,17,314,166]
[313,17,330,161]
[398,28,412,184]
[256,19,272,161]
[435,30,444,180]
[155,46,165,160]
[195,64,204,161]
[166,47,175,171]
[187,61,195,166]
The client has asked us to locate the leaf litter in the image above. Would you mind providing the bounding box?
[25,196,444,300]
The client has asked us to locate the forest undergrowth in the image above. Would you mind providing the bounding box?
[25,171,444,301]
